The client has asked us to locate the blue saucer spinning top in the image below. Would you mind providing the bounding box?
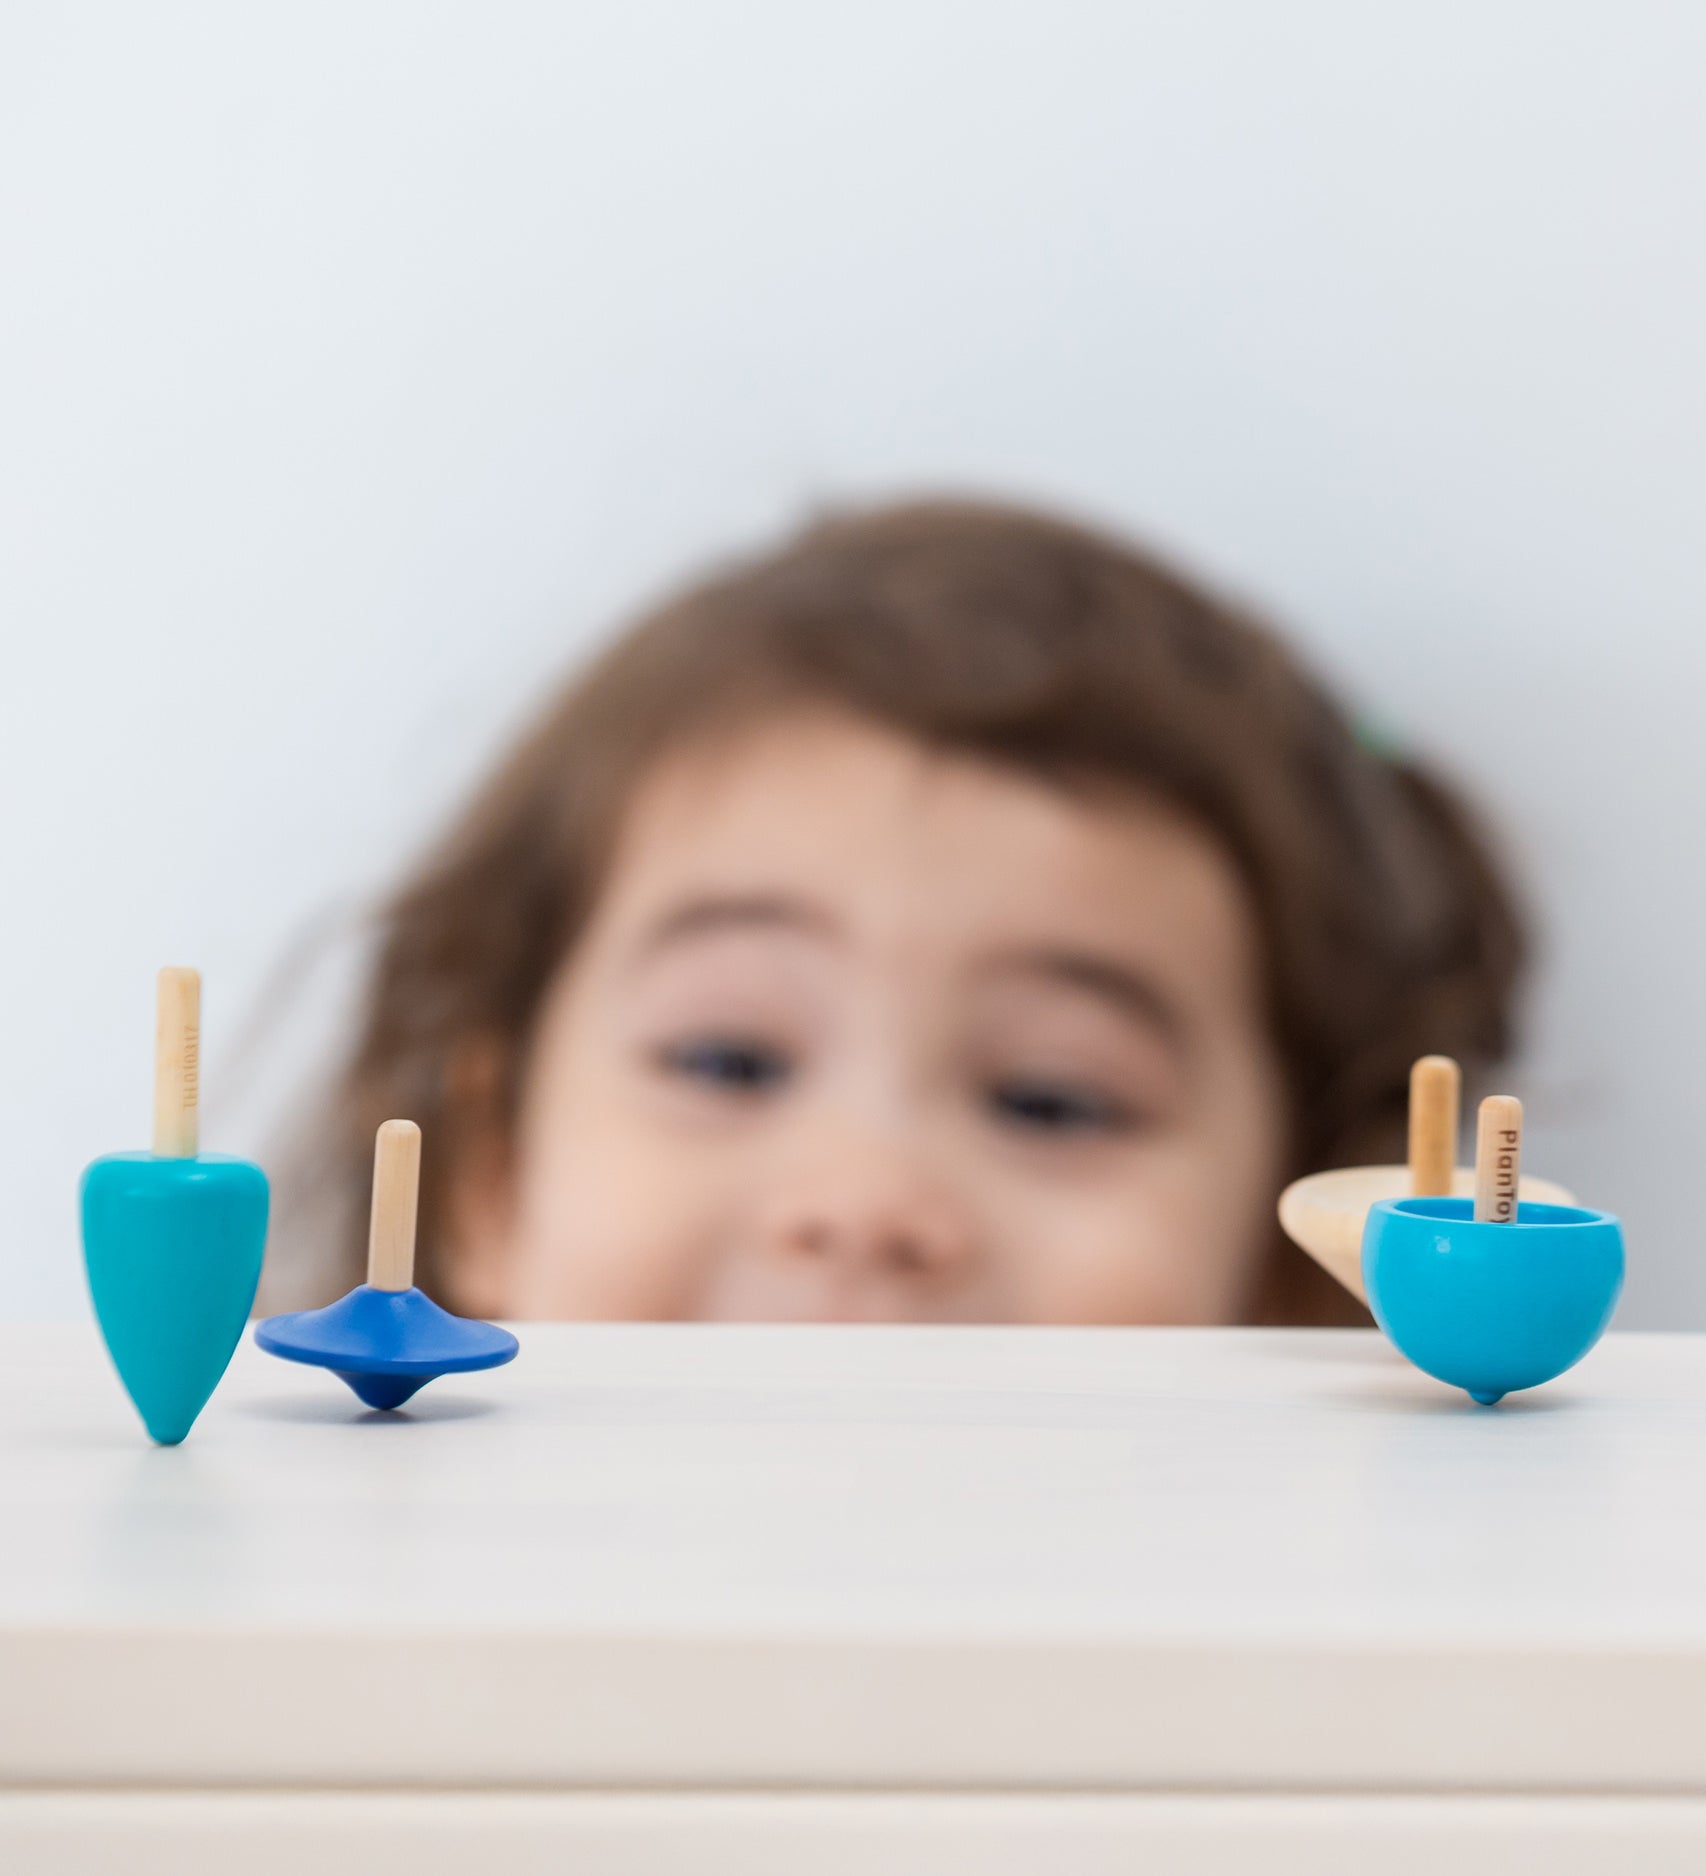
[1362,1095,1623,1406]
[255,1119,517,1409]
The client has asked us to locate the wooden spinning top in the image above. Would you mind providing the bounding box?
[1277,1056,1573,1303]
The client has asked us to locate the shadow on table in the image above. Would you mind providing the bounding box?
[1253,1331,1575,1414]
[1331,1386,1569,1416]
[232,1392,503,1427]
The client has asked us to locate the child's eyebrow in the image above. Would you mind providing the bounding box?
[629,892,842,962]
[980,946,1188,1049]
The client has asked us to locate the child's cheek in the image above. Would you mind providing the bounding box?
[507,1109,744,1321]
[993,1159,1260,1326]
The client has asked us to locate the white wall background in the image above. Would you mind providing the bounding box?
[4,1,1703,1324]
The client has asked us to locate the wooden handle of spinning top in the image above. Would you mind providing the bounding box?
[152,966,200,1158]
[1408,1055,1459,1198]
[1474,1095,1523,1224]
[367,1119,421,1291]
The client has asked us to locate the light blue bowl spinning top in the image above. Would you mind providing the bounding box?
[1362,1095,1623,1405]
[255,1119,517,1409]
[80,968,269,1446]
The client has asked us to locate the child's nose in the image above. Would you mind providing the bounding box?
[757,1141,977,1290]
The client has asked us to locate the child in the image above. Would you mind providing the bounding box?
[278,500,1523,1326]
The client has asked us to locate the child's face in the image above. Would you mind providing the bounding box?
[470,708,1286,1324]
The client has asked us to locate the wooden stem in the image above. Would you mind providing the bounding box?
[1408,1055,1460,1198]
[367,1119,421,1291]
[152,967,200,1158]
[1473,1095,1523,1224]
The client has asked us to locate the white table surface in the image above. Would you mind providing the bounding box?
[4,1323,1706,1804]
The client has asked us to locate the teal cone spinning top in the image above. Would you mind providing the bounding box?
[255,1119,517,1409]
[80,967,269,1444]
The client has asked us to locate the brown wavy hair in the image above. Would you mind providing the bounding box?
[276,498,1526,1323]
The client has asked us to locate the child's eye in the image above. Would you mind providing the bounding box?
[986,1078,1131,1134]
[655,1037,792,1094]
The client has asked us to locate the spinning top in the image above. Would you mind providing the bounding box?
[1362,1094,1624,1404]
[1277,1055,1573,1302]
[254,1119,518,1409]
[79,967,269,1444]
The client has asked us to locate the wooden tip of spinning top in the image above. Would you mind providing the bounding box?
[367,1119,422,1292]
[1408,1054,1460,1197]
[1473,1094,1523,1224]
[152,966,201,1159]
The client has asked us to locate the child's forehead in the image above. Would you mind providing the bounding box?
[592,706,1260,973]
[620,706,1168,854]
